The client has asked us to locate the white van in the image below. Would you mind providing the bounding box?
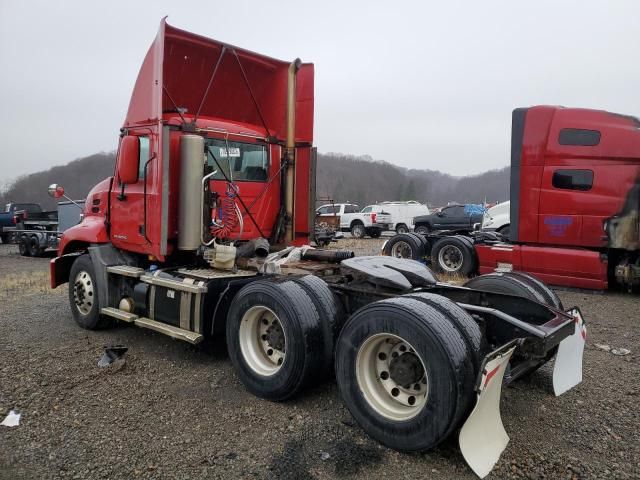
[377,201,431,233]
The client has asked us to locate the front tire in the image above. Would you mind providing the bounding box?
[335,297,475,451]
[68,255,110,329]
[414,225,430,235]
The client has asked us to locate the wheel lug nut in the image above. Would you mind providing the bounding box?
[380,371,389,380]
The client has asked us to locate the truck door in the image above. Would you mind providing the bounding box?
[442,205,466,229]
[538,168,593,247]
[109,134,153,253]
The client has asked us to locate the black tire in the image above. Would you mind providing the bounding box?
[411,232,432,257]
[368,228,382,239]
[383,233,424,260]
[18,236,30,256]
[463,272,546,304]
[335,297,475,452]
[463,272,559,378]
[290,275,345,375]
[503,271,563,310]
[350,222,365,239]
[403,292,483,371]
[68,254,110,329]
[431,236,477,276]
[226,280,325,401]
[453,235,478,272]
[27,235,42,257]
[497,225,510,238]
[395,224,409,234]
[414,225,430,235]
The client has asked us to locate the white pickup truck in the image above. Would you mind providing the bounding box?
[340,205,393,238]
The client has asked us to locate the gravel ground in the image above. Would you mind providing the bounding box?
[0,243,638,479]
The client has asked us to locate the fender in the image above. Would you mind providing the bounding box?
[51,217,109,289]
[58,216,109,256]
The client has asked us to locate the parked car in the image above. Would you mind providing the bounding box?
[481,200,510,236]
[0,203,43,243]
[413,204,485,234]
[340,205,392,238]
[376,201,430,233]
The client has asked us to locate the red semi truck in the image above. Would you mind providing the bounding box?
[49,20,586,478]
[388,106,640,292]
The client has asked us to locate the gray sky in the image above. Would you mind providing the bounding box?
[1,0,639,182]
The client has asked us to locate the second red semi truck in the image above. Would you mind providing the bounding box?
[49,20,586,478]
[387,106,640,292]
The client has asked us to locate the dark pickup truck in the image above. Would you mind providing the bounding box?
[413,204,485,234]
[0,203,42,243]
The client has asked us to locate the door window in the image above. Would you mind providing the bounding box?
[552,169,594,191]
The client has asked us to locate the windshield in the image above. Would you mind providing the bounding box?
[205,138,269,182]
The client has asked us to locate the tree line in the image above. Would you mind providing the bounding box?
[0,151,509,211]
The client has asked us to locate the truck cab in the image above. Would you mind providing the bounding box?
[475,106,640,290]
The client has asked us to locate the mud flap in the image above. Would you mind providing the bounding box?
[552,307,587,396]
[459,343,516,479]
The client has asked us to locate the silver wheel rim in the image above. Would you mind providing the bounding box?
[390,240,412,258]
[73,270,94,315]
[239,306,286,376]
[356,333,428,421]
[353,225,364,237]
[438,245,463,272]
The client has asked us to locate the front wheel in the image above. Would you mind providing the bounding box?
[335,297,475,451]
[414,225,430,235]
[68,254,110,329]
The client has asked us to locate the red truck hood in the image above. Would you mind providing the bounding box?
[124,18,314,143]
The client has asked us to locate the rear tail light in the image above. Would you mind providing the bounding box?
[371,213,377,223]
[12,215,17,224]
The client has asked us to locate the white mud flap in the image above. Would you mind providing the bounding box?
[459,344,516,479]
[552,307,587,396]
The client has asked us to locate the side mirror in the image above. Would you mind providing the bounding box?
[117,136,140,184]
[48,184,65,198]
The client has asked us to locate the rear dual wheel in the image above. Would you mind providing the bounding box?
[335,297,477,451]
[383,233,429,260]
[226,276,342,401]
[431,236,477,276]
